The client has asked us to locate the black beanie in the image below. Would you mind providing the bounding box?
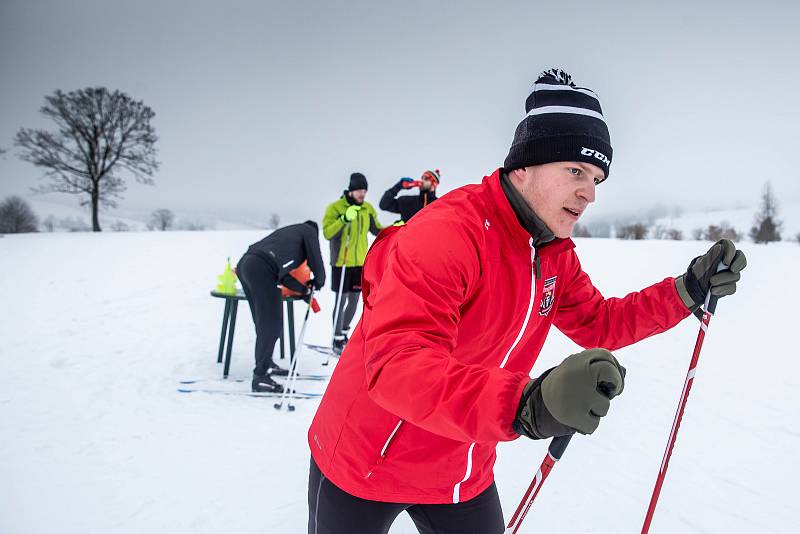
[504,69,613,180]
[348,172,368,191]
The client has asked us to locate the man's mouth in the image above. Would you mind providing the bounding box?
[563,207,582,219]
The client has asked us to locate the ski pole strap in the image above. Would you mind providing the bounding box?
[548,434,572,460]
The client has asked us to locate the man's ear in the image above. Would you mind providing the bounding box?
[507,167,526,186]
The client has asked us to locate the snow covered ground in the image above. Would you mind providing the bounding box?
[0,230,796,533]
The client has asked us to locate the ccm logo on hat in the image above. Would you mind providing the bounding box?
[580,147,610,167]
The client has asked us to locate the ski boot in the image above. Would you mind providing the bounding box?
[332,334,347,356]
[252,373,285,393]
[266,360,289,377]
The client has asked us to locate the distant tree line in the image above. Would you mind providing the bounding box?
[570,180,788,244]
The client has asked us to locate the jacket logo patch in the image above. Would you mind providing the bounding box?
[539,276,557,316]
[484,218,491,230]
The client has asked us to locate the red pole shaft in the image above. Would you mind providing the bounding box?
[641,306,713,533]
[506,435,571,534]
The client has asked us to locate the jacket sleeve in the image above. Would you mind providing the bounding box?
[367,204,384,236]
[322,203,344,240]
[362,222,530,443]
[280,274,307,295]
[303,227,326,289]
[379,182,403,213]
[552,252,691,350]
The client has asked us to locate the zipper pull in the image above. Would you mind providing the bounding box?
[529,238,541,279]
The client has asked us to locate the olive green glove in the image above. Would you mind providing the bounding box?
[675,239,747,315]
[340,204,362,223]
[514,348,626,438]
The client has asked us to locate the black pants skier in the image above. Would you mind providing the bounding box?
[331,266,361,338]
[308,457,504,534]
[237,253,282,376]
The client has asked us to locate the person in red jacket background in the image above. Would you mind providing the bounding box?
[306,69,747,534]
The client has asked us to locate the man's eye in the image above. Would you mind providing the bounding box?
[569,168,581,176]
[594,177,601,185]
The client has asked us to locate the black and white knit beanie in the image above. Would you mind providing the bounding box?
[504,69,613,180]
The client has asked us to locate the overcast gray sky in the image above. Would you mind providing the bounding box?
[1,0,798,225]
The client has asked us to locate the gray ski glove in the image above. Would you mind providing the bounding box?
[675,239,747,316]
[514,348,626,438]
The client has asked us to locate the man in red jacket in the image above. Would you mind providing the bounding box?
[306,69,746,534]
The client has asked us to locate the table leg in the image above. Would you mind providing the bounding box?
[223,300,239,378]
[217,299,231,364]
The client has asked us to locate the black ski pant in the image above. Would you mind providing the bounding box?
[307,457,504,534]
[332,290,359,337]
[331,266,361,337]
[237,253,282,376]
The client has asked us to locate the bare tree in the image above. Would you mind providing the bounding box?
[0,147,7,158]
[42,214,56,232]
[749,181,782,243]
[149,208,174,231]
[618,222,649,240]
[177,219,207,231]
[110,220,131,232]
[14,87,159,232]
[705,222,741,242]
[267,213,281,230]
[664,228,683,240]
[691,227,704,240]
[0,196,39,233]
[572,223,591,237]
[61,216,90,232]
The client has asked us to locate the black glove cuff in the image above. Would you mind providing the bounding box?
[684,258,707,308]
[513,368,575,440]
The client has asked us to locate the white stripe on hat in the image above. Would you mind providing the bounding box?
[526,105,605,121]
[533,83,598,98]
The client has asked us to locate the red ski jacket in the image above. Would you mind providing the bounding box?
[308,169,690,504]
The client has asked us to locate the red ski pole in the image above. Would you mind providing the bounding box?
[640,284,723,533]
[505,434,572,534]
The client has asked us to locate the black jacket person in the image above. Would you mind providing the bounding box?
[236,220,325,392]
[379,169,440,223]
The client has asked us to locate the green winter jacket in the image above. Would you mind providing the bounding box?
[322,194,384,267]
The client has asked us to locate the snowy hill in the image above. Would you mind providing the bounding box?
[0,231,796,533]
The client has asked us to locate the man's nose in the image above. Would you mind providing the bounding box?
[578,181,596,204]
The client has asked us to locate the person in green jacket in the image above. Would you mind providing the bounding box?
[322,172,384,354]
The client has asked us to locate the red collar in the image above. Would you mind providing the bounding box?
[483,168,575,259]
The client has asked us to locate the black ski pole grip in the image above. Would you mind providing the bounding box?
[548,434,572,460]
[707,294,720,314]
[706,261,728,315]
